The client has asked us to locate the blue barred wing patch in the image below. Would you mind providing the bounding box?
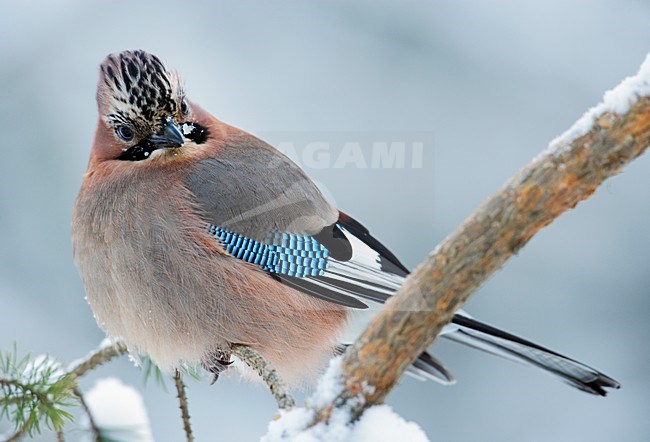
[208,226,330,278]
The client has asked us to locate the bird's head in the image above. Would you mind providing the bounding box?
[92,50,209,164]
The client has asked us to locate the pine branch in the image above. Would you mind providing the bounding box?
[2,426,24,441]
[173,370,194,442]
[68,341,128,379]
[309,55,650,424]
[0,341,129,440]
[143,357,168,392]
[232,346,295,410]
[0,349,76,438]
[73,388,101,442]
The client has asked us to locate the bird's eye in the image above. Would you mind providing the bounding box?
[180,99,190,117]
[116,125,134,142]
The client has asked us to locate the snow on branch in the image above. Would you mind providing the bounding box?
[287,53,650,432]
[85,378,154,442]
[549,53,650,151]
[263,358,429,441]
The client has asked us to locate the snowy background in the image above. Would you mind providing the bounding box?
[1,1,649,441]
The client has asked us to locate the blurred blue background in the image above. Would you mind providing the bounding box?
[1,1,649,440]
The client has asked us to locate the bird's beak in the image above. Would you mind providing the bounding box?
[148,118,185,148]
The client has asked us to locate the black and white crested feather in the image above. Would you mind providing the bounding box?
[99,50,185,132]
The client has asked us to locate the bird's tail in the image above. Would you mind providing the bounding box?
[336,344,456,385]
[408,351,456,385]
[441,315,620,396]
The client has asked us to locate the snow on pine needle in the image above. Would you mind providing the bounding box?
[0,345,76,437]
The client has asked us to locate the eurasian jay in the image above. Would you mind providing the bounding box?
[72,50,620,396]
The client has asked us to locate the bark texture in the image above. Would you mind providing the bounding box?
[314,96,650,422]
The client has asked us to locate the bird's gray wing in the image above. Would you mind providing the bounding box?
[184,133,410,309]
[184,132,338,242]
[185,133,406,309]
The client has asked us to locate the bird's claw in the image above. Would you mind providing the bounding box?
[203,350,234,385]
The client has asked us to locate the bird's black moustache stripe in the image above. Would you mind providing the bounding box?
[116,138,159,161]
[116,122,209,162]
[183,122,209,144]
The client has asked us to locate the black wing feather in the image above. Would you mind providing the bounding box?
[337,212,410,276]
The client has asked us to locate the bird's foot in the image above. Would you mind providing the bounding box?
[202,349,234,385]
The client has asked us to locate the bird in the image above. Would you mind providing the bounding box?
[72,49,620,396]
